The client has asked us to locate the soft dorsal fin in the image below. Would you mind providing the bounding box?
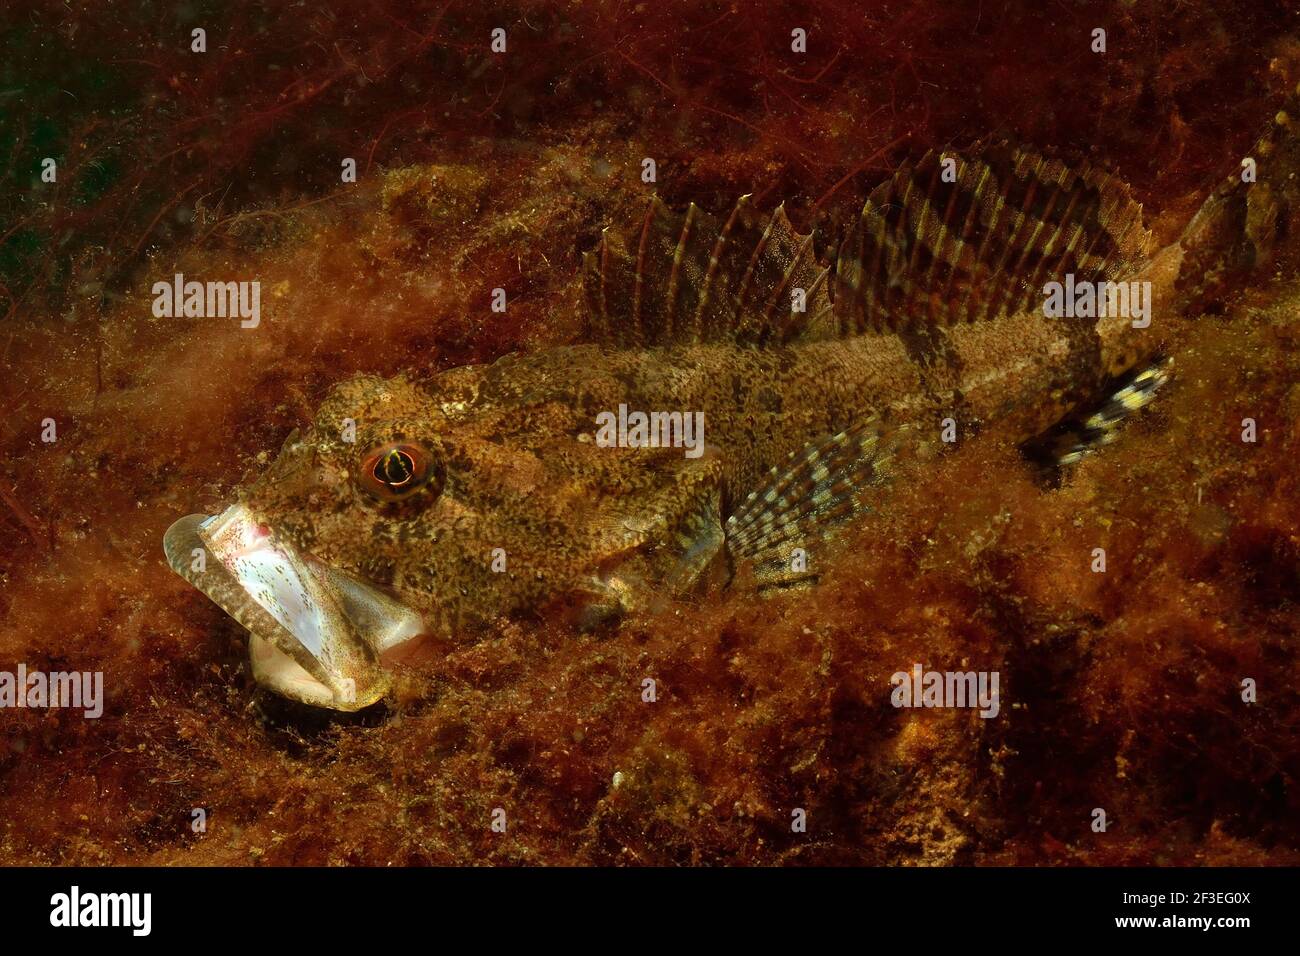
[582,196,835,347]
[582,145,1155,347]
[831,144,1156,333]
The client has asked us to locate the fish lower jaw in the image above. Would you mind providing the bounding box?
[247,633,386,711]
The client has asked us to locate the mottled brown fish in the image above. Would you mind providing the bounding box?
[165,98,1300,711]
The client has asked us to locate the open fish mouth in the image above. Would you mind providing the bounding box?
[163,505,425,711]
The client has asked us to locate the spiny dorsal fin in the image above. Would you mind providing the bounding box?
[583,145,1153,347]
[831,144,1156,334]
[582,196,835,347]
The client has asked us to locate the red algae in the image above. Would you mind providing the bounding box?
[1,0,1299,868]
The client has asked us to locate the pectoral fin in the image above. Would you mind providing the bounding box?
[725,416,914,588]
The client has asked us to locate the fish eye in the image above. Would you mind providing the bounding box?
[357,442,440,502]
[375,448,416,486]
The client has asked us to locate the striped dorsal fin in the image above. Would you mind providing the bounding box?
[831,144,1156,334]
[581,145,1154,347]
[582,196,835,347]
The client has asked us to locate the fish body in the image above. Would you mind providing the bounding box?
[165,104,1299,710]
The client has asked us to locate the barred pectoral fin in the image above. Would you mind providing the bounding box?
[725,416,920,589]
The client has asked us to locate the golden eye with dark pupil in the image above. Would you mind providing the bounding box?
[375,448,415,487]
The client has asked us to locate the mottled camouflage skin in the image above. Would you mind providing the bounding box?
[235,309,1159,636]
[227,102,1299,642]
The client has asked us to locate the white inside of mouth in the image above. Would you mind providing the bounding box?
[201,508,330,659]
[249,633,338,708]
[318,561,426,655]
[199,503,425,681]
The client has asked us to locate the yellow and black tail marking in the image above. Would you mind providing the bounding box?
[1024,357,1173,470]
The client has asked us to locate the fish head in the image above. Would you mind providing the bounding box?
[164,373,447,710]
[165,365,689,710]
